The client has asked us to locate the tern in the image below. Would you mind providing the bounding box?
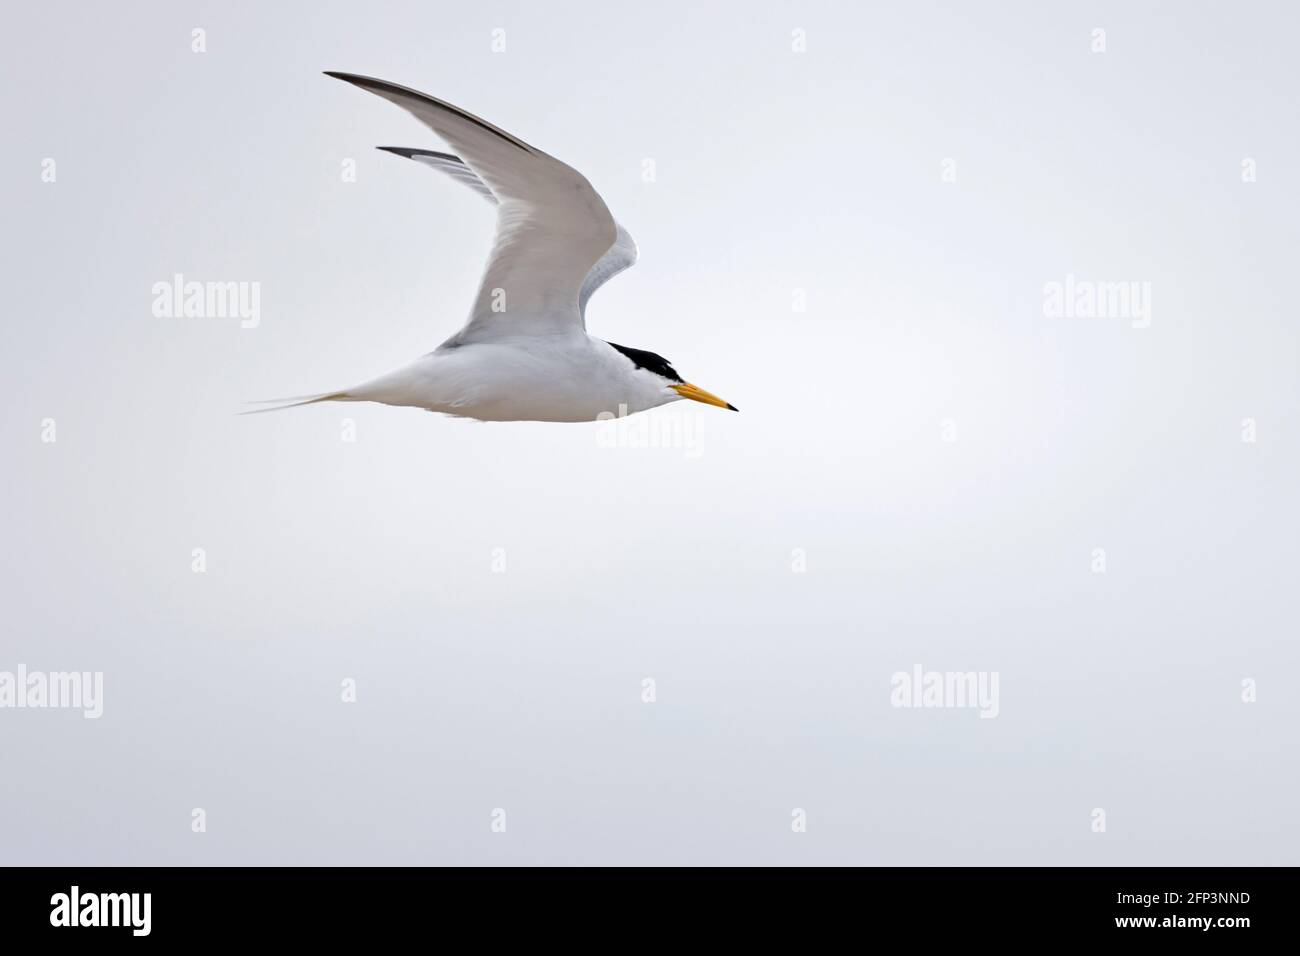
[252,72,737,422]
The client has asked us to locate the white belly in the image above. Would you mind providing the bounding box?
[346,335,678,423]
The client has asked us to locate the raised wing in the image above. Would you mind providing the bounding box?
[579,223,637,316]
[377,146,638,321]
[326,72,616,345]
[377,146,497,202]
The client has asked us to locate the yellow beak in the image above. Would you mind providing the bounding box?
[671,382,738,412]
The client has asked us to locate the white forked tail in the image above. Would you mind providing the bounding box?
[240,391,352,415]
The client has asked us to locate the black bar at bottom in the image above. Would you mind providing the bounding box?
[0,867,1282,942]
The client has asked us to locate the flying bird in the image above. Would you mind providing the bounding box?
[252,72,736,422]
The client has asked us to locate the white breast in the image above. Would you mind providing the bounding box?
[346,333,680,423]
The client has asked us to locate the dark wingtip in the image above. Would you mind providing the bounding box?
[376,146,461,162]
[726,403,739,412]
[322,71,537,156]
[324,70,377,88]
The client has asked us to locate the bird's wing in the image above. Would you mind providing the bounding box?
[376,147,498,202]
[326,72,617,343]
[377,146,639,321]
[579,223,638,317]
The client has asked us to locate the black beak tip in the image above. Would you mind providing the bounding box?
[726,403,739,412]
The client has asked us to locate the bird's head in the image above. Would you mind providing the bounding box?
[605,342,737,413]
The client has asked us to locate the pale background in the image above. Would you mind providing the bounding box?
[1,0,1296,865]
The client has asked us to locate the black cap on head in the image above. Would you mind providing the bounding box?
[605,342,684,383]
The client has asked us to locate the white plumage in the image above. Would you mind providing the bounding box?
[252,72,735,423]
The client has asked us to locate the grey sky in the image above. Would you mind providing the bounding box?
[1,0,1296,864]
